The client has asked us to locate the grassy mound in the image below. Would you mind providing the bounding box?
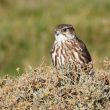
[0,63,110,110]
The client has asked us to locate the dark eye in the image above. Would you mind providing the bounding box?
[62,28,67,32]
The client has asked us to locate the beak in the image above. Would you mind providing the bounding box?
[55,31,60,36]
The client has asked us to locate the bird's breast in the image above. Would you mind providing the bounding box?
[51,41,73,68]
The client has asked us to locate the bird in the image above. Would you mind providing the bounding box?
[51,24,93,73]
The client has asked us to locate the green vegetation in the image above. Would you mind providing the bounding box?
[0,1,110,109]
[0,0,110,75]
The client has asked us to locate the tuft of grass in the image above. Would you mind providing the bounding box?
[0,61,110,110]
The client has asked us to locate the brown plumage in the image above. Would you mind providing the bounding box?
[51,24,93,72]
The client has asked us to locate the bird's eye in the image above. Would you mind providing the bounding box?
[62,28,67,32]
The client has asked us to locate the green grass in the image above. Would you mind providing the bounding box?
[0,0,110,75]
[0,1,110,109]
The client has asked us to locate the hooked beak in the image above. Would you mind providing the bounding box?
[55,31,60,36]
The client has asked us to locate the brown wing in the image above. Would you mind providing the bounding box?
[77,38,92,64]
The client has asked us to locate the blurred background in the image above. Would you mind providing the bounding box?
[0,0,110,75]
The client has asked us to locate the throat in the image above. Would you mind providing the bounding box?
[55,34,67,42]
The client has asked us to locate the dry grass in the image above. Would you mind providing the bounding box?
[0,61,110,110]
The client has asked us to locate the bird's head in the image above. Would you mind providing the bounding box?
[54,24,76,42]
